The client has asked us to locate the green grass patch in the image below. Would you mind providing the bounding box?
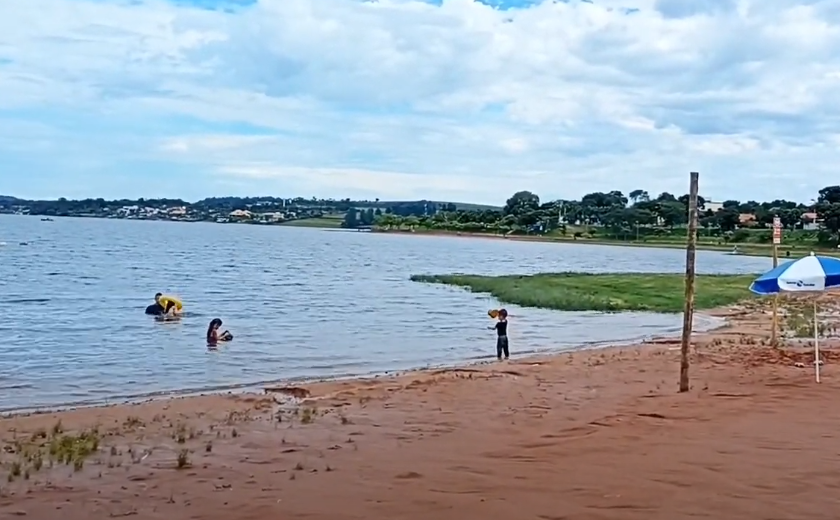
[410,272,758,313]
[278,216,343,228]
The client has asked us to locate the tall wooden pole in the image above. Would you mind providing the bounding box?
[771,215,780,346]
[679,171,699,393]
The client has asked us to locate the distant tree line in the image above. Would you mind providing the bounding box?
[0,195,455,219]
[4,187,839,246]
[340,201,444,228]
[370,186,840,247]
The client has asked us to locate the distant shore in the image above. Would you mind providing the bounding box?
[9,213,835,258]
[4,299,840,519]
[374,228,840,258]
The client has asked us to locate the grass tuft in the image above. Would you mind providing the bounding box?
[410,272,757,313]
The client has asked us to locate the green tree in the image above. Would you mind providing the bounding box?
[777,208,801,230]
[341,209,358,228]
[717,208,740,232]
[678,194,707,210]
[629,189,649,204]
[818,186,840,204]
[658,201,688,228]
[404,215,420,229]
[503,191,540,216]
[816,185,840,244]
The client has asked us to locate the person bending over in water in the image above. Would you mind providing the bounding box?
[490,308,509,360]
[206,318,233,345]
[145,293,182,317]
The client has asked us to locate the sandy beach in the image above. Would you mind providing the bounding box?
[3,301,840,520]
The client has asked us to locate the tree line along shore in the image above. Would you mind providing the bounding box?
[3,185,839,254]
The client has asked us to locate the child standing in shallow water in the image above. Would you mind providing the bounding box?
[492,309,509,360]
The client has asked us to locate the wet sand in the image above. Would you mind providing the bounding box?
[3,301,840,520]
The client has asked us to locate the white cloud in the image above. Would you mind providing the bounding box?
[0,0,838,203]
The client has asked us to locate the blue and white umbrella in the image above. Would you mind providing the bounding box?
[750,253,840,382]
[750,253,840,295]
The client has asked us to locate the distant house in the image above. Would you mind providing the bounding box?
[739,213,757,226]
[259,212,285,223]
[117,205,139,217]
[704,201,724,213]
[801,211,821,231]
[229,209,252,220]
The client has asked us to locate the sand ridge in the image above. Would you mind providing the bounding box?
[2,301,840,519]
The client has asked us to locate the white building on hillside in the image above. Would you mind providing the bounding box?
[704,201,724,212]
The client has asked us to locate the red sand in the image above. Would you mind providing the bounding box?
[2,304,840,520]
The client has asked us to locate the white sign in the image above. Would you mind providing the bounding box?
[773,216,782,244]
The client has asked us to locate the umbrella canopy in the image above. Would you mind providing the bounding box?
[750,254,840,295]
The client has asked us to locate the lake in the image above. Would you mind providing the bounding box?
[0,215,773,411]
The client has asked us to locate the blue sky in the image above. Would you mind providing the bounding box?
[0,0,839,204]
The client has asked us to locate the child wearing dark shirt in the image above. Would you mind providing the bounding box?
[493,308,509,360]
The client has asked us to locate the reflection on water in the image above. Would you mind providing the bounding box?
[0,215,772,411]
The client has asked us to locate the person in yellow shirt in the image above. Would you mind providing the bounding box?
[151,292,182,317]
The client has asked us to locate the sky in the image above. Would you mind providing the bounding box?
[0,0,838,205]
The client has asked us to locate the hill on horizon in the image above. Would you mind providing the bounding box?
[0,195,502,211]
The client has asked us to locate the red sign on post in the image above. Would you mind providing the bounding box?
[772,216,782,245]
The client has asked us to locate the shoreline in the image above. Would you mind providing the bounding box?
[8,300,840,519]
[5,300,840,519]
[11,213,833,258]
[0,312,726,417]
[373,228,838,258]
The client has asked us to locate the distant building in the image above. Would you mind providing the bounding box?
[704,201,724,213]
[801,211,821,231]
[739,213,757,226]
[229,209,252,219]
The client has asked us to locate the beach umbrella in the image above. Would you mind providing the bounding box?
[749,253,840,382]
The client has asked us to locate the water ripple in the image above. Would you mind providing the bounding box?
[0,215,772,411]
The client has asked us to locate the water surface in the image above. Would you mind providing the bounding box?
[0,215,773,411]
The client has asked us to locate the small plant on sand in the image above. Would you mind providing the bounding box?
[205,441,213,453]
[123,416,145,429]
[31,452,43,472]
[780,297,834,340]
[300,407,315,424]
[176,449,190,469]
[9,461,21,478]
[173,423,187,444]
[48,428,101,469]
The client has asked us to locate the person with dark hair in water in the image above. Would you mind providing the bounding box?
[145,293,183,318]
[145,302,164,316]
[206,318,233,345]
[490,308,510,360]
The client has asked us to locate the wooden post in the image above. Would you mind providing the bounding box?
[771,216,780,346]
[679,171,699,393]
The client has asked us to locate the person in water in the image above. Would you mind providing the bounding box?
[145,293,182,317]
[490,308,509,360]
[206,318,233,345]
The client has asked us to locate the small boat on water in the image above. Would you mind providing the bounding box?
[41,218,53,222]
